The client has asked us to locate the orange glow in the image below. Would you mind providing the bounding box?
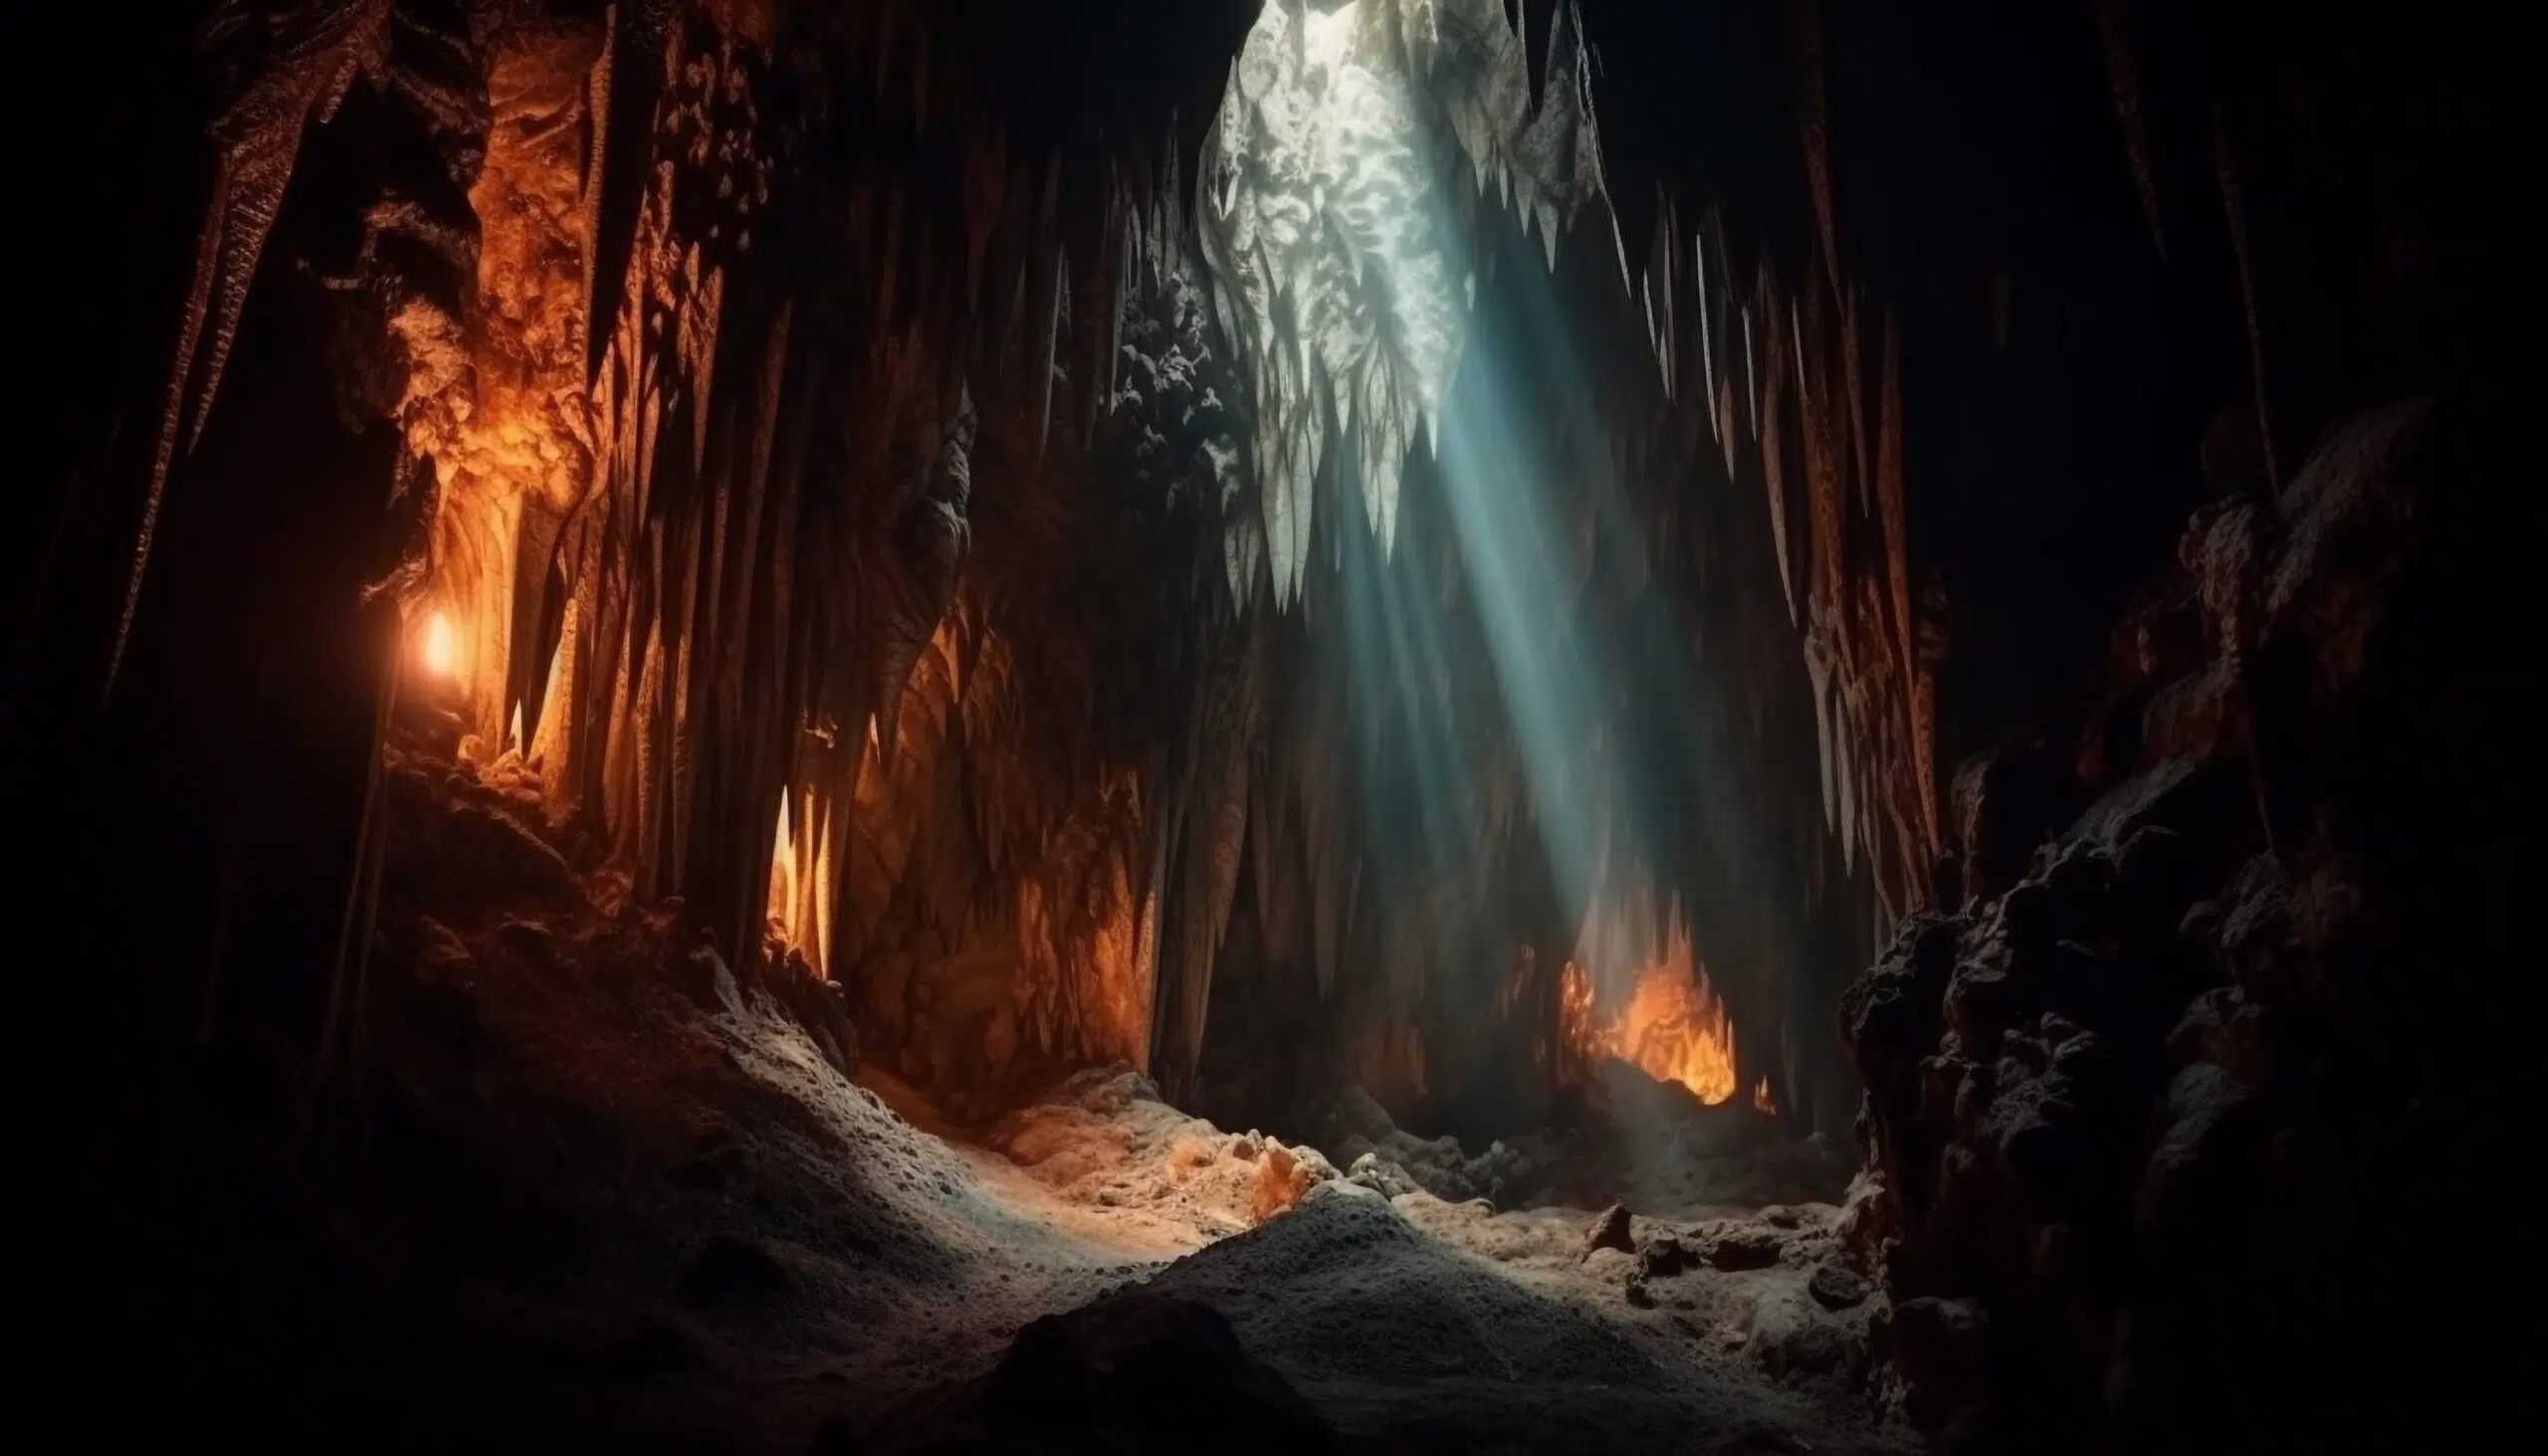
[1564,904,1745,1105]
[765,785,838,974]
[1753,1077,1778,1114]
[1609,942,1740,1105]
[1559,957,1602,1082]
[767,789,798,946]
[421,611,460,679]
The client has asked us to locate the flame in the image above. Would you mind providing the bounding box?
[1609,943,1740,1105]
[1753,1077,1778,1115]
[1563,908,1744,1106]
[421,611,460,678]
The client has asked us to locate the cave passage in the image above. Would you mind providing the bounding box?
[11,2,2514,1453]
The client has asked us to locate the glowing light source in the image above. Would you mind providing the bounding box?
[1562,923,1744,1107]
[767,789,797,943]
[765,785,838,976]
[1753,1077,1778,1115]
[1198,0,1613,605]
[1609,944,1740,1107]
[421,611,460,678]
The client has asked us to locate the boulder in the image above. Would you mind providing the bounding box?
[1884,1297,1994,1438]
[1583,1202,1634,1258]
[1638,1234,1701,1280]
[862,1295,1347,1454]
[1249,1144,1312,1223]
[1807,1263,1868,1311]
[1345,1151,1422,1200]
[1707,1227,1785,1272]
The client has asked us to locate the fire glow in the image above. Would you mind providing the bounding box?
[1562,929,1745,1107]
[1608,939,1740,1106]
[420,611,460,679]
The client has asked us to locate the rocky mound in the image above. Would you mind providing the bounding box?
[987,1066,1339,1238]
[1840,394,2517,1451]
[858,1295,1348,1455]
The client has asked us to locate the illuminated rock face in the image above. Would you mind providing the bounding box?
[438,12,603,754]
[79,0,1903,1153]
[1197,0,1612,607]
[1201,0,1461,600]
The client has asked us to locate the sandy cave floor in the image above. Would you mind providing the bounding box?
[226,749,1913,1453]
[293,899,1911,1455]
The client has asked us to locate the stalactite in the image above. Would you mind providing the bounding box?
[1876,309,1912,676]
[1801,283,1846,625]
[1842,285,1870,518]
[230,0,1953,1136]
[1809,634,1835,828]
[116,0,403,691]
[1695,223,1718,443]
[1744,304,1761,440]
[1717,369,1740,484]
[2093,0,2166,256]
[583,0,678,383]
[1762,289,1797,625]
[1197,0,1616,609]
[2213,100,2279,495]
[1835,671,1858,877]
[1792,0,1841,302]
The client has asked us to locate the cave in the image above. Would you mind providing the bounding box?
[12,1,2515,1452]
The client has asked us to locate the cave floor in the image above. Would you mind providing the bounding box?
[218,904,1906,1455]
[195,754,1908,1453]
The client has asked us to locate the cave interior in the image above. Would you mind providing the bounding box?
[11,1,2518,1452]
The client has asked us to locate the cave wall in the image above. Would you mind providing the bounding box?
[18,0,1952,1154]
[11,0,507,1399]
[14,10,2515,1443]
[32,0,2505,1256]
[1152,0,1941,1146]
[1808,2,2520,1449]
[1845,387,2519,1452]
[471,1,1260,1120]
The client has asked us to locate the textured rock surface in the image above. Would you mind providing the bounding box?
[179,729,1907,1456]
[983,1066,1338,1241]
[1125,1188,1907,1455]
[1584,1202,1636,1257]
[1841,394,2517,1451]
[865,1295,1348,1455]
